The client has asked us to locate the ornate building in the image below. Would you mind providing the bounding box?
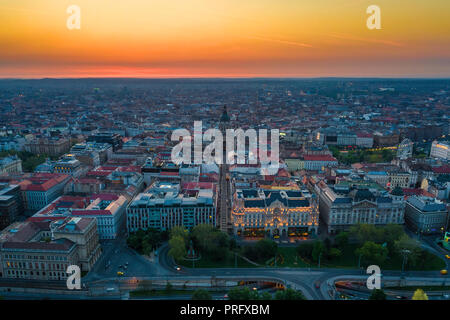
[318,184,405,234]
[231,189,319,237]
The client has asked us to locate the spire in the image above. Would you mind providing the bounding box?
[220,105,230,123]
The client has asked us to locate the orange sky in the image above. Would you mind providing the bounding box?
[0,0,449,78]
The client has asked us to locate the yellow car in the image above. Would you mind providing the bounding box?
[117,271,124,276]
[274,235,280,239]
[445,255,450,259]
[440,269,448,275]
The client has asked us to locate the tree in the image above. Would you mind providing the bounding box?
[327,248,342,260]
[369,289,387,300]
[324,238,332,251]
[382,224,405,244]
[334,232,349,249]
[312,240,326,262]
[355,241,388,266]
[349,224,382,244]
[296,242,314,259]
[191,289,212,300]
[227,287,252,300]
[260,291,272,300]
[394,235,422,267]
[168,236,186,261]
[254,239,278,261]
[170,226,189,243]
[412,289,428,300]
[191,224,230,261]
[274,288,306,300]
[165,282,173,293]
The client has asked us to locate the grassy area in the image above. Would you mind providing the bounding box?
[177,251,256,268]
[329,146,395,165]
[275,247,310,268]
[306,244,445,271]
[270,245,445,271]
[177,244,445,271]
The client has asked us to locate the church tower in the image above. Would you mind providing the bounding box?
[218,105,232,234]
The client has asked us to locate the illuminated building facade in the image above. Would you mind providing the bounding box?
[231,189,319,237]
[430,140,450,161]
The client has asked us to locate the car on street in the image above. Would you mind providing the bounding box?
[117,271,124,276]
[445,254,450,259]
[440,269,448,275]
[175,266,181,271]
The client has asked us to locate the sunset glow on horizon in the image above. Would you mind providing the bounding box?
[1,0,449,78]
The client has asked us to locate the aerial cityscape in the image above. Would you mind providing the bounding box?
[0,0,449,312]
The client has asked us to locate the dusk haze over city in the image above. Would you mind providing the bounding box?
[1,0,449,78]
[0,0,449,316]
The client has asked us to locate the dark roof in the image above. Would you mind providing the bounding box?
[352,189,375,202]
[391,186,404,196]
[376,197,393,203]
[2,238,75,252]
[242,190,310,208]
[333,197,352,204]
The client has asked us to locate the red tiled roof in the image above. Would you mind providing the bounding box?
[27,216,66,222]
[432,165,450,174]
[89,193,119,201]
[303,155,337,162]
[160,171,179,176]
[72,209,112,216]
[402,188,434,198]
[118,166,141,173]
[86,171,111,176]
[182,182,214,190]
[19,174,69,192]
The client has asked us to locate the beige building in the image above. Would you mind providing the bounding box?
[285,158,305,173]
[25,137,70,157]
[52,217,101,271]
[0,156,22,174]
[388,171,410,188]
[0,216,101,281]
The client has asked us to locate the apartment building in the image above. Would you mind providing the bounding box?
[127,182,216,232]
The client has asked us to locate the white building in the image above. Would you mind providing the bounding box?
[127,182,216,232]
[430,140,450,161]
[405,196,448,234]
[317,185,405,234]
